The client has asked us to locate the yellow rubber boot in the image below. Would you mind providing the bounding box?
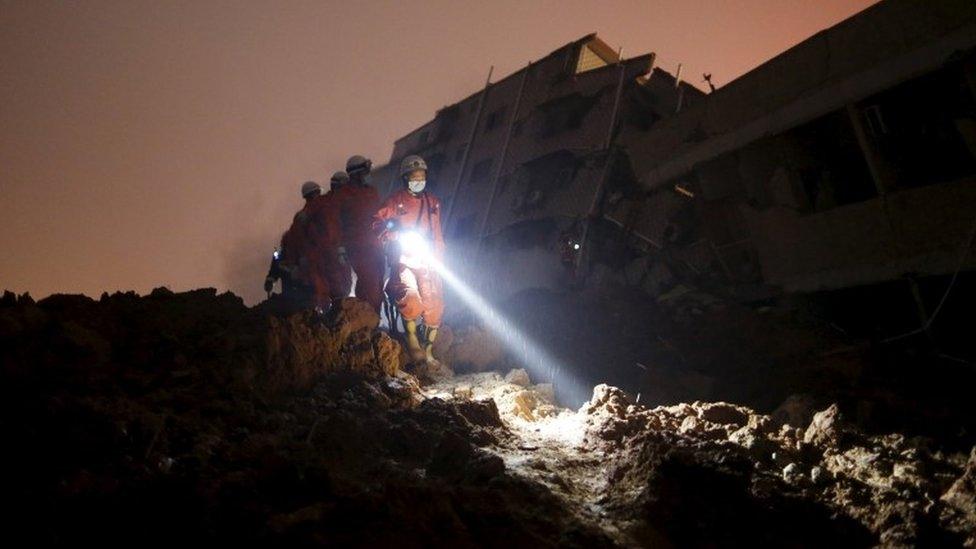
[404,319,424,361]
[425,327,439,363]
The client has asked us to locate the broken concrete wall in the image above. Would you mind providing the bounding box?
[622,0,976,188]
[744,174,976,292]
[610,1,976,302]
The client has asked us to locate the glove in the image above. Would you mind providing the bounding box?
[337,246,348,266]
[264,276,274,293]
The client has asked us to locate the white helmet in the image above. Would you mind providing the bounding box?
[345,155,372,175]
[300,181,321,198]
[399,155,427,178]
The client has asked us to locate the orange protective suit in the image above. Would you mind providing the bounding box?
[281,204,331,308]
[335,183,384,311]
[305,191,352,302]
[373,188,446,328]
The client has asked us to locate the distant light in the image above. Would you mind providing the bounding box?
[272,250,280,260]
[573,243,580,250]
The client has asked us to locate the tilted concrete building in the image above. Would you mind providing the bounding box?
[373,34,700,298]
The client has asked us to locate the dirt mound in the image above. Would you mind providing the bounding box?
[0,290,397,396]
[265,298,399,392]
[0,289,611,546]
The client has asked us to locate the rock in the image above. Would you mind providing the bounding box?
[384,371,423,409]
[810,466,824,484]
[454,398,504,429]
[581,384,632,417]
[728,426,757,448]
[746,413,773,434]
[803,404,854,448]
[728,425,778,458]
[782,462,801,483]
[341,330,399,378]
[940,447,976,545]
[679,415,699,434]
[697,402,748,427]
[404,357,454,385]
[504,368,531,387]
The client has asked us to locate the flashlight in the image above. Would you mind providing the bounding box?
[399,230,430,256]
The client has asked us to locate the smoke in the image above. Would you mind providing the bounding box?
[221,236,276,305]
[220,188,295,306]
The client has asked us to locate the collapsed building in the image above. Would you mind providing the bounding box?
[372,0,976,353]
[613,0,976,302]
[371,33,704,298]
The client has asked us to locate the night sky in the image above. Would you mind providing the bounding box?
[1,0,879,304]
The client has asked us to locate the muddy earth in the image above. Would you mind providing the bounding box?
[1,289,974,546]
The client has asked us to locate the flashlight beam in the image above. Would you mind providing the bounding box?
[426,255,590,406]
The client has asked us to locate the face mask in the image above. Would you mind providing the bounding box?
[408,179,426,193]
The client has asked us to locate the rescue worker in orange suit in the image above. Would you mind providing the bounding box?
[373,155,445,363]
[305,173,352,305]
[334,155,385,312]
[264,181,331,310]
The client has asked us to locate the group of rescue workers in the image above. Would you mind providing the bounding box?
[264,154,445,364]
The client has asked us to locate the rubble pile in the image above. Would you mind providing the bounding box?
[501,286,976,450]
[579,385,976,546]
[1,288,973,546]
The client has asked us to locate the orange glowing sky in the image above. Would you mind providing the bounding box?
[1,0,879,304]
